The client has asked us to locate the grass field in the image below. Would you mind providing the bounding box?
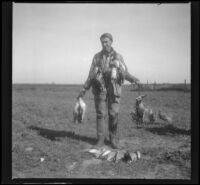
[12,84,191,179]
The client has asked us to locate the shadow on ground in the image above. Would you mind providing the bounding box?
[29,125,97,145]
[134,121,162,129]
[145,124,190,136]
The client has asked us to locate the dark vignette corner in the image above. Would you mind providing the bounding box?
[191,1,200,185]
[2,1,12,184]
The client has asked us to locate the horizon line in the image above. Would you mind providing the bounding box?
[12,82,191,85]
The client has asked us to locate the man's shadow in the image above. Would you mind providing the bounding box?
[145,123,191,136]
[28,125,97,145]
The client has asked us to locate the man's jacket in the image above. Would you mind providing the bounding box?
[83,48,138,97]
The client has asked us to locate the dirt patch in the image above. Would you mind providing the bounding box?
[79,158,102,176]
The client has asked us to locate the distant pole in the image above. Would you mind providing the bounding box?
[184,79,187,91]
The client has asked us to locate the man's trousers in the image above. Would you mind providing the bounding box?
[94,93,120,146]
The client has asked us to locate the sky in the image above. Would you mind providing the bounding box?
[13,3,191,84]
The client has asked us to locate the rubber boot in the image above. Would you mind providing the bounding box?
[94,117,106,148]
[109,115,119,149]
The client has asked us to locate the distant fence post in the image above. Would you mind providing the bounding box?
[184,79,187,91]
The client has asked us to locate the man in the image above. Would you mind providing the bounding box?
[77,33,140,149]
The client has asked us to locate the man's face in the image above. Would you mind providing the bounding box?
[101,37,112,52]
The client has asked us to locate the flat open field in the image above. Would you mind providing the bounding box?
[12,84,191,179]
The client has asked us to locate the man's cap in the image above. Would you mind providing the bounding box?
[100,33,113,42]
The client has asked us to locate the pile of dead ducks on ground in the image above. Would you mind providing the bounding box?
[86,147,141,164]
